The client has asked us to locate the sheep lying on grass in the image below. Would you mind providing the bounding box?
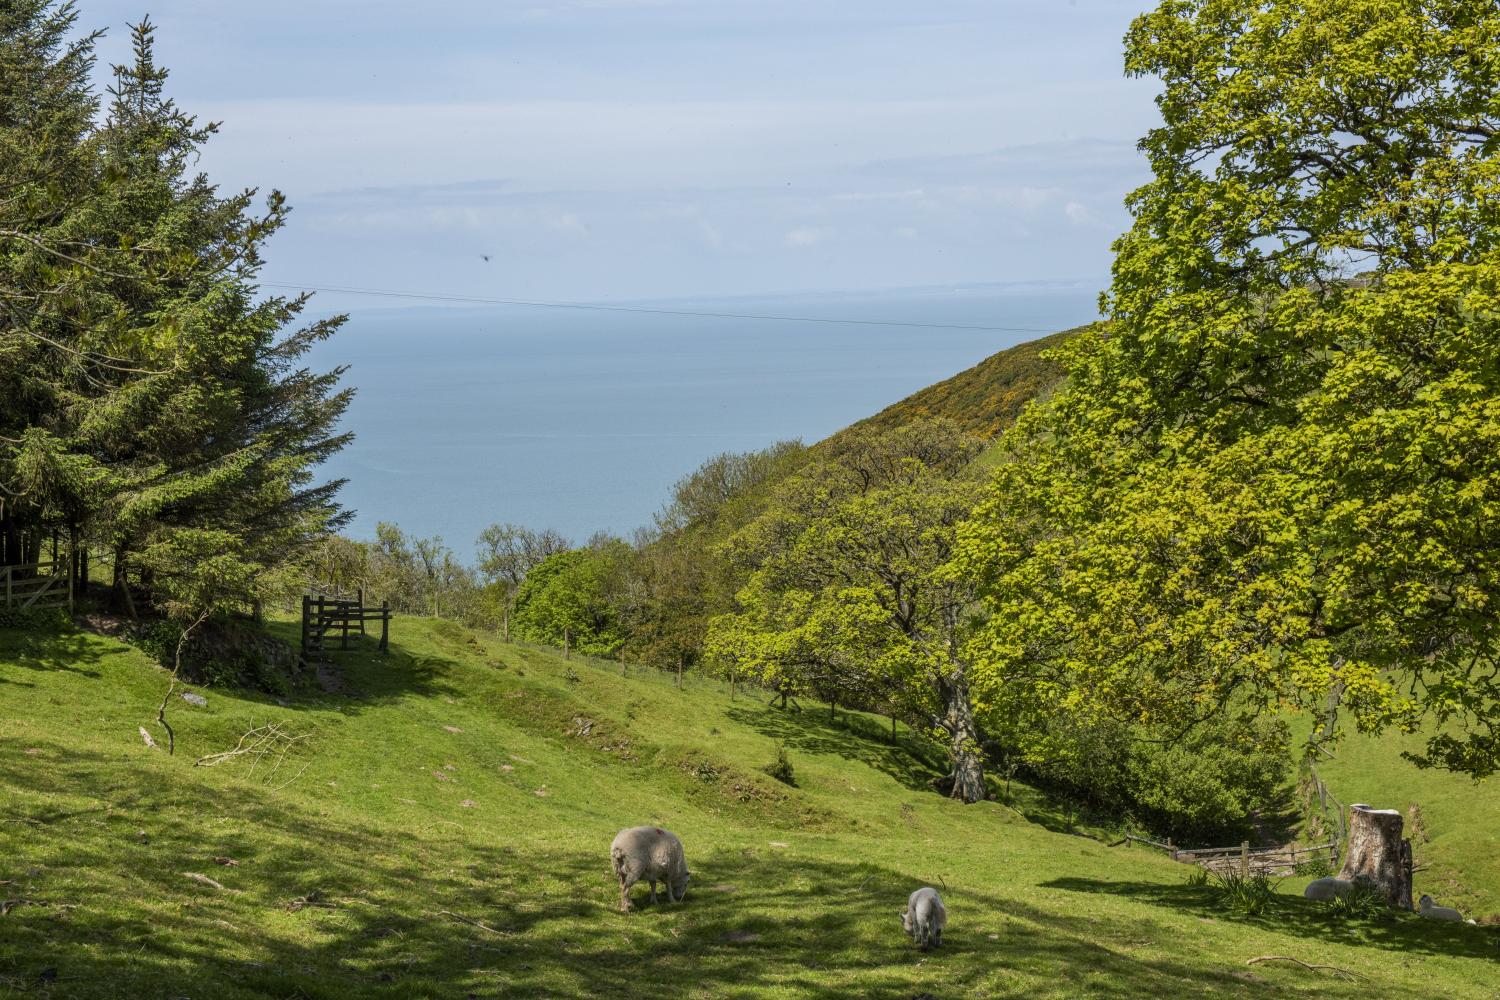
[1303,877,1355,901]
[1419,894,1466,922]
[610,826,690,912]
[901,887,947,950]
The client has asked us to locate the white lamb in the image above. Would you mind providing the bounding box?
[1419,894,1465,922]
[610,826,690,912]
[1303,877,1356,901]
[901,886,947,949]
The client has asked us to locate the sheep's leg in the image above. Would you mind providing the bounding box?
[649,880,659,904]
[618,871,636,912]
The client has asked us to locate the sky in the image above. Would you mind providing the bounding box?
[79,1,1162,309]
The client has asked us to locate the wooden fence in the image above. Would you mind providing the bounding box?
[1,561,71,613]
[300,591,390,655]
[1125,834,1339,877]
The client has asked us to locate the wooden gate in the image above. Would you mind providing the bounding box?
[301,591,390,655]
[1,561,71,613]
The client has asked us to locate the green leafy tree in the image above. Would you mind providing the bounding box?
[511,540,631,657]
[475,522,569,638]
[959,0,1500,778]
[708,421,992,802]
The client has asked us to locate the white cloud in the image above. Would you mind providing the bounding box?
[1064,200,1095,225]
[784,226,833,248]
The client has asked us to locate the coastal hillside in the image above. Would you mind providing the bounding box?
[1,616,1493,999]
[832,327,1080,443]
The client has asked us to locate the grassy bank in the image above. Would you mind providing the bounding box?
[1,616,1494,998]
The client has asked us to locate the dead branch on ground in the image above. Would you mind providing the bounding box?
[1246,956,1366,980]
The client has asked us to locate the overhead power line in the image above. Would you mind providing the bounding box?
[261,281,1076,334]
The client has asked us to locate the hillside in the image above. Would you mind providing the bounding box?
[833,326,1080,443]
[2,616,1494,999]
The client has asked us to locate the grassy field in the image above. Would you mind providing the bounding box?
[1307,727,1500,921]
[2,615,1495,998]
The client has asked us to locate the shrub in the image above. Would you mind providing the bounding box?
[763,745,796,786]
[1324,882,1392,922]
[1293,858,1333,878]
[1210,869,1279,916]
[1184,866,1210,887]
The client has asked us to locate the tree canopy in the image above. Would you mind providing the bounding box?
[1,6,350,619]
[958,0,1500,778]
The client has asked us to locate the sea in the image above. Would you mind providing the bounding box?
[303,282,1102,557]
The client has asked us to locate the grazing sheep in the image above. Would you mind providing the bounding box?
[901,887,947,949]
[1303,877,1356,901]
[1419,894,1465,922]
[610,826,690,912]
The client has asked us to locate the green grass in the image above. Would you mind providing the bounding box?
[1306,723,1500,920]
[2,616,1496,998]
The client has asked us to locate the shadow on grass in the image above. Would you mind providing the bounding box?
[1042,877,1500,962]
[0,739,1400,1000]
[0,625,101,682]
[725,704,946,796]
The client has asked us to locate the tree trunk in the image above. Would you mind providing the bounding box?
[940,673,987,804]
[1338,804,1413,910]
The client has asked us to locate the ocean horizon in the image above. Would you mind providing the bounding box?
[303,281,1103,556]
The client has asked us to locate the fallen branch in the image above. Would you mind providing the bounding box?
[435,909,506,936]
[138,727,158,749]
[285,890,336,912]
[1,898,33,916]
[181,872,227,891]
[195,722,308,768]
[1246,956,1366,980]
[154,611,210,756]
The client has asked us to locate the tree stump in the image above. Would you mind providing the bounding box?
[1338,804,1413,910]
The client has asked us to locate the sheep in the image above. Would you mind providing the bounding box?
[1302,876,1356,901]
[1419,894,1466,922]
[610,826,690,912]
[900,886,947,949]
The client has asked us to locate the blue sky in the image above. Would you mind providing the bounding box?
[83,1,1159,307]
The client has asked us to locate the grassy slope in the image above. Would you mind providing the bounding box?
[2,618,1494,999]
[1309,727,1500,920]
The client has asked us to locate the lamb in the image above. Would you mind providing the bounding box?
[1302,876,1356,901]
[1419,894,1465,922]
[900,886,947,949]
[610,826,690,912]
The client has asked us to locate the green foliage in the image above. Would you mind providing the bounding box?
[1014,712,1290,844]
[1294,858,1334,879]
[0,6,351,619]
[512,541,631,657]
[958,0,1500,781]
[1210,870,1279,917]
[763,744,796,786]
[1184,866,1209,887]
[1324,882,1393,923]
[708,420,992,802]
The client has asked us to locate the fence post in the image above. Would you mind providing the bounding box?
[1240,841,1250,878]
[301,594,311,653]
[379,600,389,652]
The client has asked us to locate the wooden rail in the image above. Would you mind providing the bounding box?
[1124,834,1339,877]
[300,591,390,655]
[1,561,71,613]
